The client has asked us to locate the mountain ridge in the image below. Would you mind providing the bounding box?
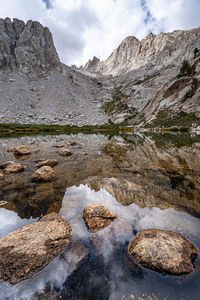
[0,18,200,127]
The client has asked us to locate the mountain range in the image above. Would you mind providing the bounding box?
[0,17,200,127]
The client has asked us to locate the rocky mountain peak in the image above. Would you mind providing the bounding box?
[0,17,59,75]
[83,27,200,76]
[84,56,100,72]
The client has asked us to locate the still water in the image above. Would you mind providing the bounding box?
[0,132,200,300]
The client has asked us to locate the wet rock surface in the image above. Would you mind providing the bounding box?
[83,203,117,232]
[59,148,73,156]
[128,229,198,275]
[14,145,31,156]
[35,159,58,168]
[1,161,25,173]
[31,166,56,182]
[0,213,72,284]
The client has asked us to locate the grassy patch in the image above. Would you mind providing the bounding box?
[145,110,200,128]
[102,88,129,115]
[0,122,136,138]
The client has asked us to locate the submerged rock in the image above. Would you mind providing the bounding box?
[0,213,71,284]
[1,161,25,173]
[0,173,3,179]
[31,166,56,182]
[14,145,31,155]
[128,229,198,275]
[83,203,117,232]
[0,161,16,169]
[35,159,58,168]
[59,148,72,156]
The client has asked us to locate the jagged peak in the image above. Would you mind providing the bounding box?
[0,17,60,75]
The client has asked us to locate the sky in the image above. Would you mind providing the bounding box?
[0,0,200,66]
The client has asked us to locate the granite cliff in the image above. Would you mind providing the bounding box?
[0,18,200,127]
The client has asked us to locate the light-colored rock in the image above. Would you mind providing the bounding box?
[59,148,73,156]
[0,213,72,284]
[35,159,58,168]
[128,229,198,275]
[3,162,25,173]
[31,166,56,182]
[14,145,31,155]
[83,203,117,232]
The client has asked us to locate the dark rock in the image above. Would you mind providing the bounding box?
[83,203,117,232]
[128,229,198,275]
[0,213,71,284]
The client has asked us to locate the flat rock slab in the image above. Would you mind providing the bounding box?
[0,213,71,284]
[14,145,31,155]
[35,159,58,168]
[128,229,198,275]
[1,161,25,173]
[31,166,56,182]
[83,203,117,232]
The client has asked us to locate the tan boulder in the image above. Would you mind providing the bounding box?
[59,148,72,156]
[35,159,58,168]
[83,203,117,232]
[128,229,198,275]
[31,166,56,182]
[0,213,71,284]
[14,145,31,155]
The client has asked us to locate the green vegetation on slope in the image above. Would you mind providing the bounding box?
[145,110,200,128]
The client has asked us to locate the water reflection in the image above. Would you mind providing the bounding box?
[0,132,200,299]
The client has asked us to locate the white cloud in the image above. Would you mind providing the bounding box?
[0,0,199,66]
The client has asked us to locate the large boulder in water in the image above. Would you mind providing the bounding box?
[83,203,117,232]
[128,229,198,275]
[0,213,71,284]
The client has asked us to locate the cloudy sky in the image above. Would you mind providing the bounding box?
[0,0,200,66]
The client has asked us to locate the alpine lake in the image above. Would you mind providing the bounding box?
[0,129,200,300]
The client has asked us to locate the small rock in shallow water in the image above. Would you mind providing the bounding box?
[7,147,15,153]
[59,148,73,156]
[2,162,25,173]
[128,229,198,275]
[31,166,56,182]
[0,161,16,169]
[83,203,117,232]
[35,159,58,168]
[14,145,31,155]
[0,213,72,284]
